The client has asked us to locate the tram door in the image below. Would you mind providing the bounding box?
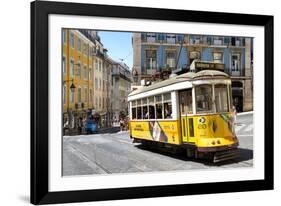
[179,89,193,143]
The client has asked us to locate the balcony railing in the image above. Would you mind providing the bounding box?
[141,34,246,47]
[139,65,246,78]
[141,35,184,44]
[142,39,184,44]
[140,66,181,75]
[188,36,246,47]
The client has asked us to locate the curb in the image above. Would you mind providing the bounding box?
[98,127,120,134]
[237,111,253,116]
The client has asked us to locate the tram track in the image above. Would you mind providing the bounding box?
[67,141,111,174]
[66,138,150,174]
[63,117,253,175]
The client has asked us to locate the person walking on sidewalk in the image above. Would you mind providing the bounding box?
[119,118,124,131]
[78,117,83,134]
[232,105,237,125]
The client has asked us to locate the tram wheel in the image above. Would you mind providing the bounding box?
[186,148,195,158]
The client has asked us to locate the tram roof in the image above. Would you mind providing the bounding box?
[129,70,229,97]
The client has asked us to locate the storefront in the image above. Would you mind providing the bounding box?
[231,81,244,112]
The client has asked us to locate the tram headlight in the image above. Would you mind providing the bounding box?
[198,117,207,129]
[198,117,206,124]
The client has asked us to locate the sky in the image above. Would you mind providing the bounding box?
[99,31,133,69]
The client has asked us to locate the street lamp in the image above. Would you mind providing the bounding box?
[63,78,76,110]
[70,81,76,92]
[64,79,76,90]
[62,78,76,134]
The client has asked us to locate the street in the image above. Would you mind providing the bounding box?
[63,113,253,176]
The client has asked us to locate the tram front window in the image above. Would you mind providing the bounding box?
[215,84,229,112]
[195,85,213,114]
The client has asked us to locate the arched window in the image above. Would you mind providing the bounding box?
[78,87,82,103]
[70,88,74,103]
[84,65,87,80]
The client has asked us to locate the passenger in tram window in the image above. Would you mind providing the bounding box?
[142,106,148,119]
[156,104,163,119]
[164,103,172,119]
[145,111,149,119]
[149,105,155,119]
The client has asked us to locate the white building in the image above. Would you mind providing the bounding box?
[111,61,132,121]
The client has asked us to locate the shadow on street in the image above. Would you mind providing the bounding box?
[98,127,121,134]
[135,144,253,167]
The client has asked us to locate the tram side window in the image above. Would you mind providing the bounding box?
[148,105,155,119]
[131,101,137,119]
[142,98,148,119]
[148,96,155,119]
[163,93,172,119]
[132,107,137,119]
[137,107,142,119]
[155,95,163,119]
[137,99,142,119]
[215,84,229,112]
[143,106,148,119]
[195,85,213,114]
[164,102,172,119]
[156,104,163,119]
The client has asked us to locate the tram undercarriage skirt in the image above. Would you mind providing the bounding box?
[213,149,240,163]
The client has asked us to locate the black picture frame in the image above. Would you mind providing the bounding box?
[31,0,274,204]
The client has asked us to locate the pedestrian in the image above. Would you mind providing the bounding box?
[124,117,128,131]
[119,118,124,131]
[82,116,87,134]
[232,105,237,125]
[78,117,83,134]
[63,118,69,135]
[113,116,117,126]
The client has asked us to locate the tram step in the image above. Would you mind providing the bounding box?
[213,149,239,163]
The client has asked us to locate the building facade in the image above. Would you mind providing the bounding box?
[62,29,132,132]
[104,55,114,127]
[111,61,132,121]
[132,33,253,112]
[132,33,188,83]
[92,37,108,127]
[62,29,95,129]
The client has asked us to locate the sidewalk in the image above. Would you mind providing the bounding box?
[64,126,121,136]
[98,126,121,134]
[237,111,253,116]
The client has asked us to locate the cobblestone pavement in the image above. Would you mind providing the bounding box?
[63,113,253,176]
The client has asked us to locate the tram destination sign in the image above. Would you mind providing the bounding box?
[195,62,225,71]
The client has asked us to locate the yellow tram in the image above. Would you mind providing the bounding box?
[128,70,239,162]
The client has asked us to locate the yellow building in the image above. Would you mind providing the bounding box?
[62,29,95,128]
[93,40,103,115]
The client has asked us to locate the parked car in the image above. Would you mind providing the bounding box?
[85,119,98,134]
